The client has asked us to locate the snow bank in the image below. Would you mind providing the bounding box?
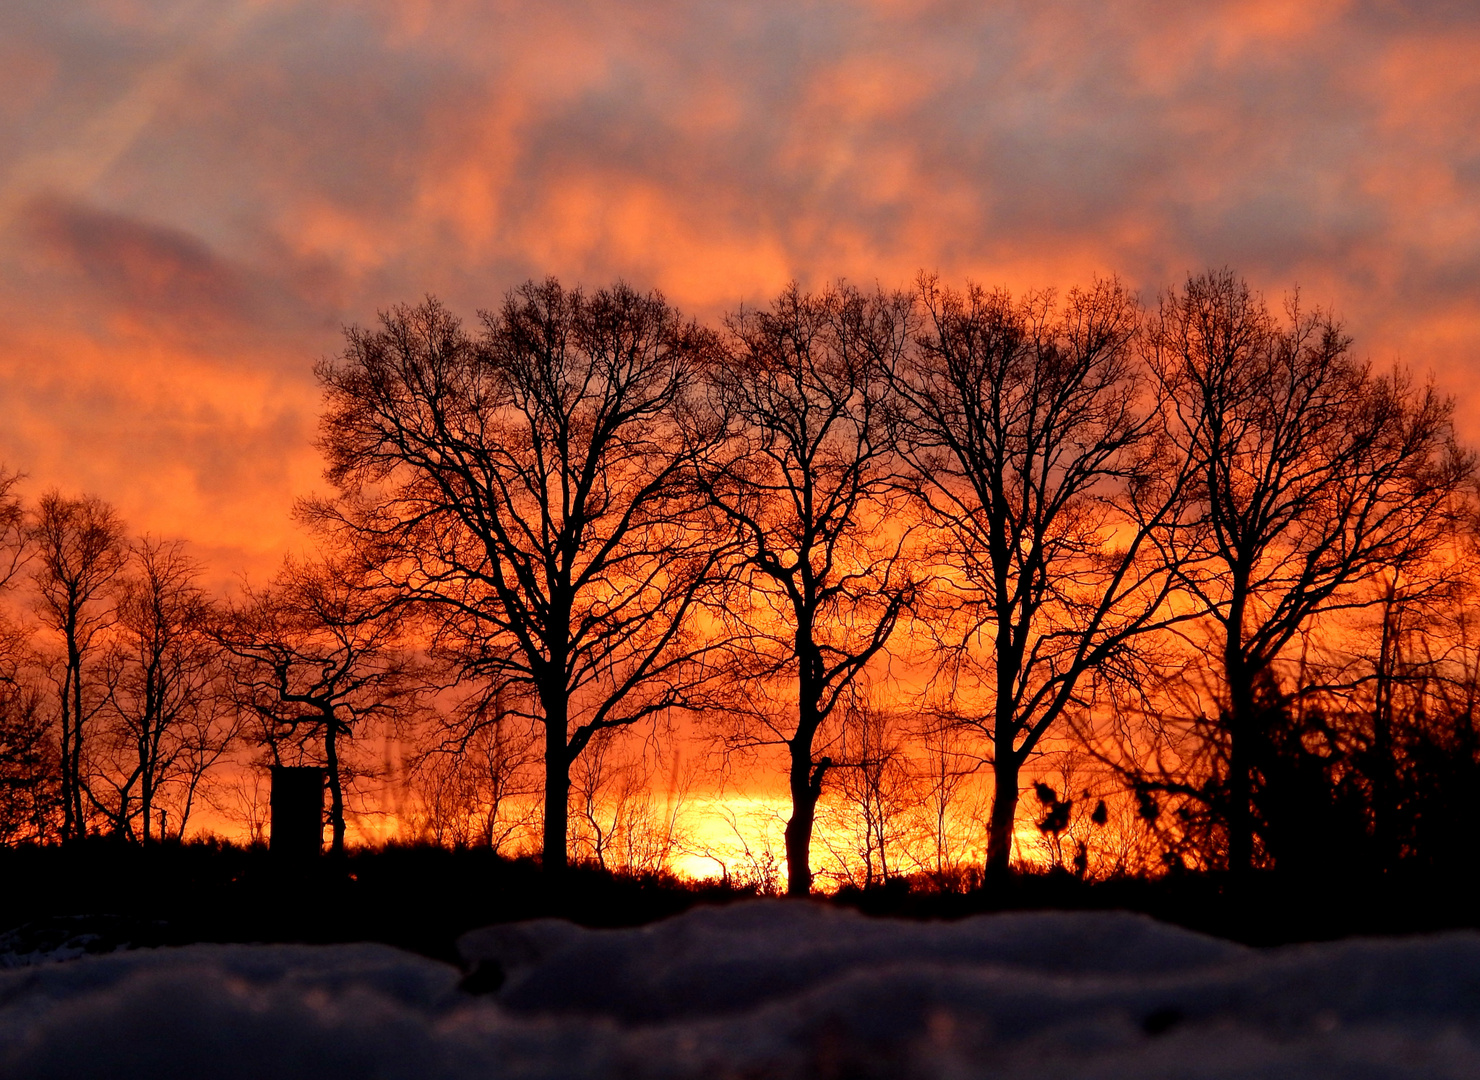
[3,902,1480,1078]
[459,902,1246,1021]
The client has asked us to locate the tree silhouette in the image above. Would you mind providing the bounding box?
[312,281,731,872]
[94,537,231,842]
[915,715,984,885]
[701,283,916,895]
[0,468,27,589]
[409,689,542,852]
[218,552,415,855]
[828,695,917,888]
[568,727,690,874]
[888,275,1193,877]
[0,637,49,845]
[0,468,49,844]
[30,491,126,841]
[1146,269,1472,873]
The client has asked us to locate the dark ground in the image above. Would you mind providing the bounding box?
[2,840,1478,966]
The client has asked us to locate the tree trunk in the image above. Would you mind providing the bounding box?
[66,642,87,842]
[1223,575,1256,876]
[140,672,161,846]
[1371,593,1399,872]
[139,719,156,846]
[542,694,570,874]
[1226,705,1253,874]
[140,776,153,845]
[785,636,826,897]
[784,738,821,897]
[985,752,1021,879]
[1225,654,1256,875]
[325,715,346,856]
[58,667,75,843]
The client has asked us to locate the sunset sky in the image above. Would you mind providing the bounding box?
[3,0,1480,587]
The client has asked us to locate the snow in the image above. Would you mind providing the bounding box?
[3,901,1480,1077]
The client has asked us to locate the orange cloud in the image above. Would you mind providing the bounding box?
[1,0,1480,577]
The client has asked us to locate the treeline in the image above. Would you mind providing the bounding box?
[0,489,420,855]
[2,268,1478,895]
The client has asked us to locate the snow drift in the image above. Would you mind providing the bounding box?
[3,901,1479,1078]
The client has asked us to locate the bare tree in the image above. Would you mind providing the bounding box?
[410,689,542,851]
[209,769,272,846]
[701,283,917,895]
[567,726,695,874]
[0,468,27,589]
[827,693,918,887]
[698,803,785,895]
[312,282,731,872]
[218,552,417,855]
[0,639,49,846]
[0,470,49,845]
[30,491,126,841]
[888,275,1193,877]
[94,537,232,842]
[915,715,986,885]
[1146,269,1472,872]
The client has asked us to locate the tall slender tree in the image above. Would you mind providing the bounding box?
[30,492,126,841]
[98,537,229,843]
[702,282,916,895]
[888,275,1193,877]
